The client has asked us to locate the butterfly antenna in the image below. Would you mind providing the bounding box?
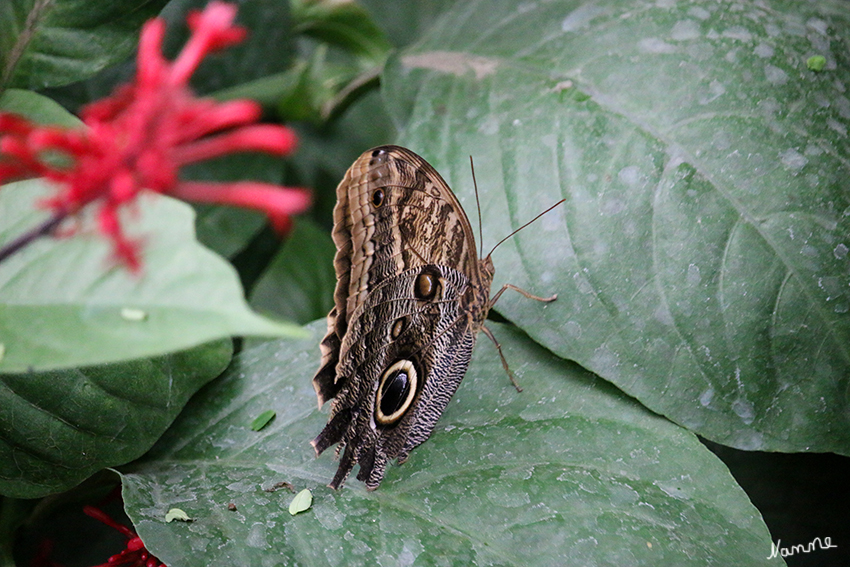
[486,198,566,259]
[470,155,484,259]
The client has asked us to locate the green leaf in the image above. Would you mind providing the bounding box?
[250,410,276,432]
[383,0,850,454]
[292,0,392,67]
[120,321,781,566]
[249,218,336,325]
[807,54,827,72]
[288,488,312,516]
[286,87,396,224]
[182,152,285,259]
[359,0,458,50]
[165,508,191,523]
[159,0,295,95]
[0,179,305,372]
[0,339,232,498]
[0,0,169,90]
[0,89,82,127]
[274,48,345,123]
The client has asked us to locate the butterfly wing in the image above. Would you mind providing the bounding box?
[312,145,493,489]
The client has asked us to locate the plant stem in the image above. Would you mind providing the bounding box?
[0,213,66,264]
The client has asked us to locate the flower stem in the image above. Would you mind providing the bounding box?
[0,213,66,264]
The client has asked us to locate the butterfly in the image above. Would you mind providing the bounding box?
[311,145,562,489]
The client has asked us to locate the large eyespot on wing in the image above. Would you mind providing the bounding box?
[375,359,418,426]
[414,266,443,301]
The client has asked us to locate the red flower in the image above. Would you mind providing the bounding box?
[82,506,166,567]
[0,1,310,271]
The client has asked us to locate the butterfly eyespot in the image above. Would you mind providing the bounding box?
[372,148,385,157]
[414,267,442,300]
[376,360,418,425]
[390,317,406,339]
[372,188,385,207]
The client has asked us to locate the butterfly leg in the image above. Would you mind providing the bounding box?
[489,283,557,307]
[481,324,523,393]
[484,285,556,392]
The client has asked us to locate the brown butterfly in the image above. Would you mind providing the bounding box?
[311,145,561,489]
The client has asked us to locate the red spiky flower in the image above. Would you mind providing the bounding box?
[0,1,310,271]
[82,506,166,567]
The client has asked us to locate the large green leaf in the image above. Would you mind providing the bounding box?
[360,0,458,50]
[0,0,169,90]
[0,179,304,372]
[183,152,286,259]
[288,88,397,224]
[383,0,850,454]
[249,217,336,325]
[0,88,81,127]
[120,321,781,566]
[0,339,231,499]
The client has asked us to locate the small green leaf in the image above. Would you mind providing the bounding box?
[251,410,276,432]
[807,55,826,71]
[288,489,312,516]
[165,508,191,523]
[120,308,148,322]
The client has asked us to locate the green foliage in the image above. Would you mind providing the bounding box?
[0,89,82,127]
[292,0,390,67]
[0,339,232,498]
[0,0,169,90]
